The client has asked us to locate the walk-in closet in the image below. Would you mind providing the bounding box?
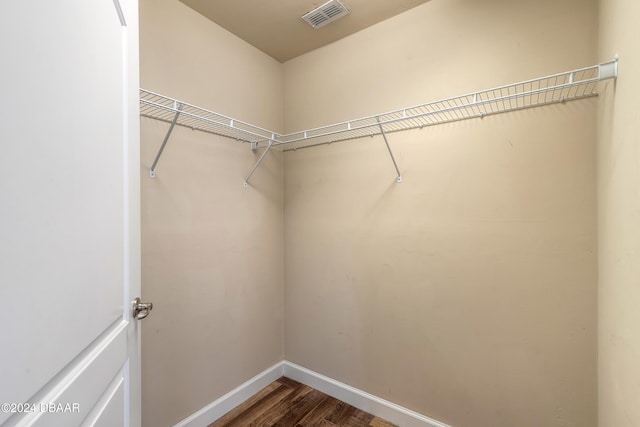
[137,0,638,426]
[2,0,638,426]
[133,0,640,426]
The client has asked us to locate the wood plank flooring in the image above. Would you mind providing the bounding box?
[208,377,398,427]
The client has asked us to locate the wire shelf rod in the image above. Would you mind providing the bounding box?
[140,98,274,143]
[274,59,617,149]
[275,73,600,145]
[139,59,617,180]
[281,92,599,152]
[140,89,280,140]
[140,112,273,147]
[277,79,601,148]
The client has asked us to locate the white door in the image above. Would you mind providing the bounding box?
[0,1,142,426]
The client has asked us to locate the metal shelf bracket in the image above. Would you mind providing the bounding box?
[149,102,183,178]
[376,117,402,183]
[243,138,274,188]
[598,55,618,79]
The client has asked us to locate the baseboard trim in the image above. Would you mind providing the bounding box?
[173,360,450,427]
[283,361,450,427]
[173,361,284,427]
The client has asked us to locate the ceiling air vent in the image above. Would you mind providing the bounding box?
[301,0,350,29]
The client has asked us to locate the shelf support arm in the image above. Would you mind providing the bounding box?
[376,117,402,183]
[149,102,183,178]
[243,139,274,187]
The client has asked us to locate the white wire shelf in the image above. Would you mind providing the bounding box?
[274,59,618,151]
[139,59,617,182]
[140,89,279,144]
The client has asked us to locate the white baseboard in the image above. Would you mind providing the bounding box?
[173,361,284,427]
[283,361,450,427]
[173,360,450,427]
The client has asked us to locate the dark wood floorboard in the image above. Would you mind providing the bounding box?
[208,377,397,427]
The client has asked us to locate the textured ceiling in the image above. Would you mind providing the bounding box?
[179,0,430,62]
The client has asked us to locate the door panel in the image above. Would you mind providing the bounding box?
[84,375,126,427]
[14,321,127,427]
[0,0,140,426]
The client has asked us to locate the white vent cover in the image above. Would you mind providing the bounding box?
[301,0,350,29]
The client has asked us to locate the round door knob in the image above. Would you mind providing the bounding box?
[132,297,153,320]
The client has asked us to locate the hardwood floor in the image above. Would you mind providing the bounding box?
[208,377,398,427]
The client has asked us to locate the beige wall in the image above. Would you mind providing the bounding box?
[283,1,598,426]
[139,1,284,426]
[597,0,640,426]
